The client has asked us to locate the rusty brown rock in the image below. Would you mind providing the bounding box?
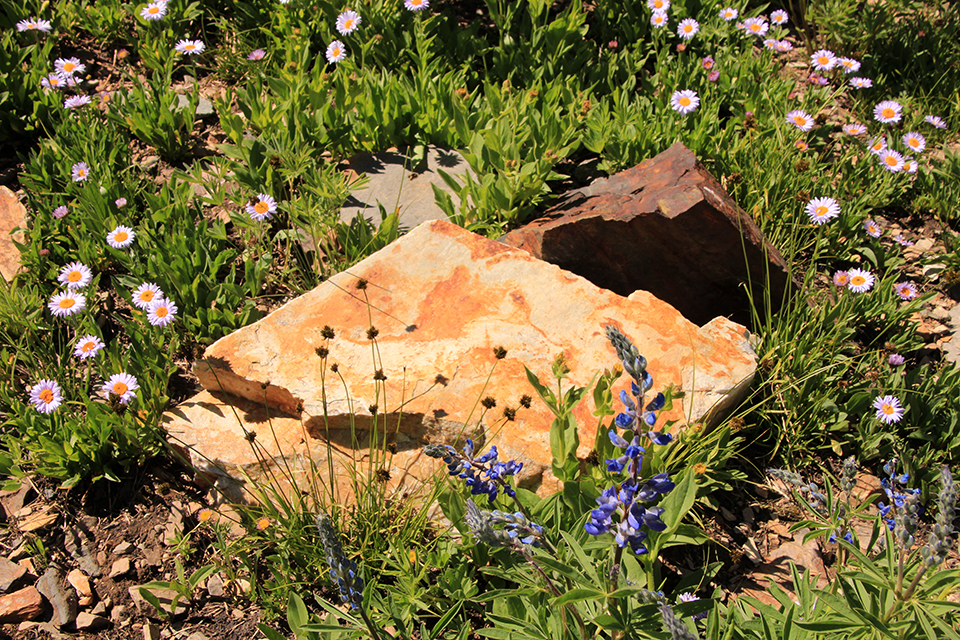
[0,557,28,593]
[499,142,791,326]
[0,186,25,282]
[169,219,757,498]
[0,586,44,624]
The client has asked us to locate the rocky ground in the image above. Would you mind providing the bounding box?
[0,460,263,639]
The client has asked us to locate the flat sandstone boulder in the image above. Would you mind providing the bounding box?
[167,220,756,500]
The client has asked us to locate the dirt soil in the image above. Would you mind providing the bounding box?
[0,460,264,639]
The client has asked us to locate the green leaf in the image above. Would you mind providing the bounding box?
[257,624,290,640]
[287,592,309,632]
[428,601,463,640]
[551,588,605,606]
[524,366,558,415]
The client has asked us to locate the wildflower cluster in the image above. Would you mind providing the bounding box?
[424,440,523,503]
[584,326,674,555]
[464,499,544,551]
[315,513,365,609]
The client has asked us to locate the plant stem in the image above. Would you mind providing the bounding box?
[523,549,588,639]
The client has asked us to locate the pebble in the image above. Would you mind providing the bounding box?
[109,558,132,579]
[143,621,161,640]
[113,541,136,555]
[75,612,110,631]
[66,568,94,606]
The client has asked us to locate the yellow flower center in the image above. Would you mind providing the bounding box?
[149,6,159,13]
[684,25,693,32]
[113,382,128,395]
[68,271,81,282]
[115,231,128,242]
[679,97,690,107]
[815,206,828,217]
[885,155,898,166]
[817,56,829,65]
[139,291,155,302]
[82,342,96,352]
[882,404,894,415]
[256,517,270,530]
[654,0,663,7]
[77,169,86,177]
[156,306,168,318]
[59,298,75,309]
[908,138,918,147]
[199,509,213,522]
[750,24,761,31]
[63,62,76,72]
[254,201,269,214]
[882,108,895,119]
[185,44,195,50]
[837,276,849,285]
[344,18,354,28]
[851,276,865,286]
[794,117,806,126]
[39,389,54,402]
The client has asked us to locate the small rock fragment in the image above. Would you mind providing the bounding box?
[143,621,161,640]
[0,557,28,593]
[109,558,132,579]
[17,504,58,532]
[0,586,44,623]
[205,572,224,598]
[113,542,136,555]
[743,537,764,564]
[74,612,110,631]
[66,569,94,607]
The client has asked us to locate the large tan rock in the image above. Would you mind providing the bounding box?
[0,186,25,282]
[166,220,756,500]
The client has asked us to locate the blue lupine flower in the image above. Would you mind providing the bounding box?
[585,326,676,554]
[829,530,855,544]
[423,440,523,503]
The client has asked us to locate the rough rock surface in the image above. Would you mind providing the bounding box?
[340,146,470,231]
[0,586,44,624]
[0,186,25,282]
[167,219,757,500]
[499,142,791,326]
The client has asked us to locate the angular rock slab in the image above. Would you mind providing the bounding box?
[172,219,756,497]
[339,146,470,231]
[499,142,791,326]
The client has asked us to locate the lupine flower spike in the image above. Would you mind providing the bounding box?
[465,499,544,550]
[585,327,674,558]
[424,439,523,503]
[315,514,365,610]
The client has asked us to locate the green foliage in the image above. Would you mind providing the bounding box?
[109,63,200,162]
[4,0,960,636]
